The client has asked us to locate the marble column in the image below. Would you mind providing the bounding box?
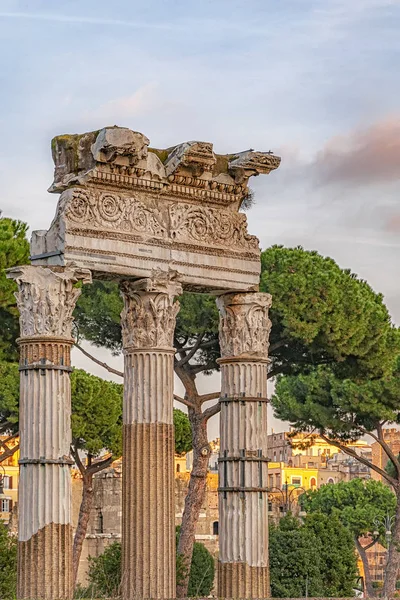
[120,272,182,600]
[216,292,272,599]
[7,265,92,600]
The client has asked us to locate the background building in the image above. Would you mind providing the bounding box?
[0,436,19,524]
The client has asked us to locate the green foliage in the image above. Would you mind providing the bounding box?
[71,369,123,457]
[386,453,400,479]
[0,522,17,599]
[304,513,358,597]
[176,525,215,597]
[86,541,121,597]
[74,281,123,354]
[272,358,400,444]
[0,364,191,457]
[76,246,397,383]
[75,283,220,371]
[187,539,215,597]
[0,216,29,362]
[269,513,357,597]
[261,245,398,378]
[174,408,192,455]
[300,478,396,541]
[82,532,214,598]
[0,362,19,436]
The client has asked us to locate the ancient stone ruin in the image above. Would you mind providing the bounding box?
[8,126,280,599]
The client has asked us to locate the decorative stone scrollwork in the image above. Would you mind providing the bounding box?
[169,204,259,250]
[7,266,92,339]
[216,292,272,359]
[65,189,168,238]
[120,270,182,349]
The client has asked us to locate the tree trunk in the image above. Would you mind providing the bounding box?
[176,407,211,598]
[383,488,400,598]
[355,537,376,598]
[72,471,94,587]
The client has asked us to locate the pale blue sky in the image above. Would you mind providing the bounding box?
[1,1,400,431]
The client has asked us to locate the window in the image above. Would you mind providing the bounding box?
[2,476,12,490]
[95,509,104,534]
[1,499,12,513]
[327,477,335,484]
[310,477,317,488]
[291,476,302,486]
[176,464,181,473]
[213,521,219,536]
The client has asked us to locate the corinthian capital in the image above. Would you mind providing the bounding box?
[7,266,92,339]
[120,270,182,349]
[216,292,272,359]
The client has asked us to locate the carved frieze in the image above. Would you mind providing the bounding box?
[169,203,259,250]
[65,189,168,239]
[7,266,92,339]
[120,270,182,349]
[216,292,272,359]
[61,188,259,252]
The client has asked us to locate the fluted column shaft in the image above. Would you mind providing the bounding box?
[7,266,91,600]
[216,292,272,599]
[120,273,182,600]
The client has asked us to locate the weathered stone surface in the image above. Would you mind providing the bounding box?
[7,265,91,339]
[31,126,280,292]
[120,269,182,350]
[121,274,179,599]
[217,291,272,359]
[217,292,272,599]
[7,266,91,600]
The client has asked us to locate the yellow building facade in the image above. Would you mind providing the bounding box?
[0,437,19,524]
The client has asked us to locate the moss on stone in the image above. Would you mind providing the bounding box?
[213,153,237,176]
[148,147,170,164]
[51,130,101,173]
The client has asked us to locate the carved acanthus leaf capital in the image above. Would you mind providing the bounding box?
[120,270,182,349]
[216,292,272,359]
[7,266,92,339]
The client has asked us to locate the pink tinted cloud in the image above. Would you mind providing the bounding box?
[313,116,400,185]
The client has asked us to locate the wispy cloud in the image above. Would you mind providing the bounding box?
[312,117,400,185]
[86,83,160,123]
[0,11,176,29]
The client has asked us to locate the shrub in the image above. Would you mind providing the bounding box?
[0,521,17,600]
[82,532,215,598]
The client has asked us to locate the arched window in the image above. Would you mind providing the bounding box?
[310,477,316,488]
[327,477,335,484]
[213,521,219,536]
[176,463,180,473]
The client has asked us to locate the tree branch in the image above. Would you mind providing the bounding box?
[174,394,196,410]
[202,402,221,422]
[0,434,19,464]
[190,361,217,376]
[175,334,205,367]
[364,538,378,551]
[71,444,86,476]
[74,343,124,378]
[87,455,115,476]
[199,392,221,404]
[269,339,287,353]
[319,433,397,488]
